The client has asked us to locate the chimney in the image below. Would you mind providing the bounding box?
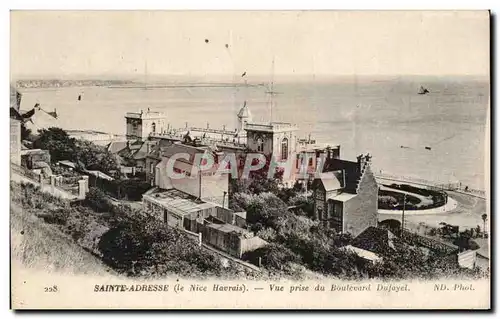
[357,154,364,172]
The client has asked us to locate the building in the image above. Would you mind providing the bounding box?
[237,101,252,132]
[149,142,229,208]
[107,139,158,173]
[142,187,267,259]
[245,122,298,161]
[295,142,341,182]
[139,102,342,186]
[312,154,378,237]
[200,216,267,258]
[125,109,166,140]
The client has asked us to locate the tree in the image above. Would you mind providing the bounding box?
[84,187,114,212]
[453,232,480,251]
[98,214,223,277]
[20,123,32,141]
[75,140,120,175]
[243,243,300,271]
[481,214,487,238]
[230,154,284,195]
[33,127,77,162]
[245,193,288,231]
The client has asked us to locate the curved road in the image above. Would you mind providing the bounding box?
[379,190,487,230]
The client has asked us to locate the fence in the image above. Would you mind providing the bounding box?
[11,164,87,199]
[11,164,82,200]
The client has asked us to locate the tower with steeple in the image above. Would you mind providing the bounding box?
[237,101,252,132]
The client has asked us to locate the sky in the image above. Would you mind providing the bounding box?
[10,11,490,79]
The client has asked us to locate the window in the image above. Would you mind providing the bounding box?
[308,157,313,166]
[317,207,323,220]
[281,138,288,160]
[328,202,334,218]
[151,122,156,133]
[257,138,264,152]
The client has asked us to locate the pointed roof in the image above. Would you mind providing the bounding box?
[107,141,128,154]
[133,141,157,160]
[237,101,252,119]
[10,86,21,111]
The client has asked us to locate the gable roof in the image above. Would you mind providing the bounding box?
[129,140,143,151]
[351,226,396,254]
[133,141,157,160]
[10,86,21,111]
[161,143,210,165]
[318,172,342,192]
[107,141,128,154]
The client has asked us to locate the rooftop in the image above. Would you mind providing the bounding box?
[298,143,341,153]
[57,160,77,169]
[143,188,216,216]
[204,217,253,236]
[245,121,298,133]
[351,227,396,254]
[107,141,129,154]
[82,170,114,181]
[237,102,252,119]
[328,192,357,202]
[343,245,382,262]
[161,143,210,163]
[20,149,48,155]
[319,171,343,192]
[125,110,165,120]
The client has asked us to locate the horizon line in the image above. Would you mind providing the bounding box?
[10,73,490,81]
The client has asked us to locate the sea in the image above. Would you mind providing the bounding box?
[18,76,489,190]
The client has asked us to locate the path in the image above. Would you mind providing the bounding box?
[11,169,79,200]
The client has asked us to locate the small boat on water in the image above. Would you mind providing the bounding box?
[77,95,82,101]
[425,146,432,150]
[418,86,430,95]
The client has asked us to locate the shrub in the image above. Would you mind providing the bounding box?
[98,215,224,277]
[84,187,114,212]
[41,208,70,225]
[242,243,300,271]
[379,195,398,206]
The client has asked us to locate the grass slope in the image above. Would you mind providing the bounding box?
[11,202,114,276]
